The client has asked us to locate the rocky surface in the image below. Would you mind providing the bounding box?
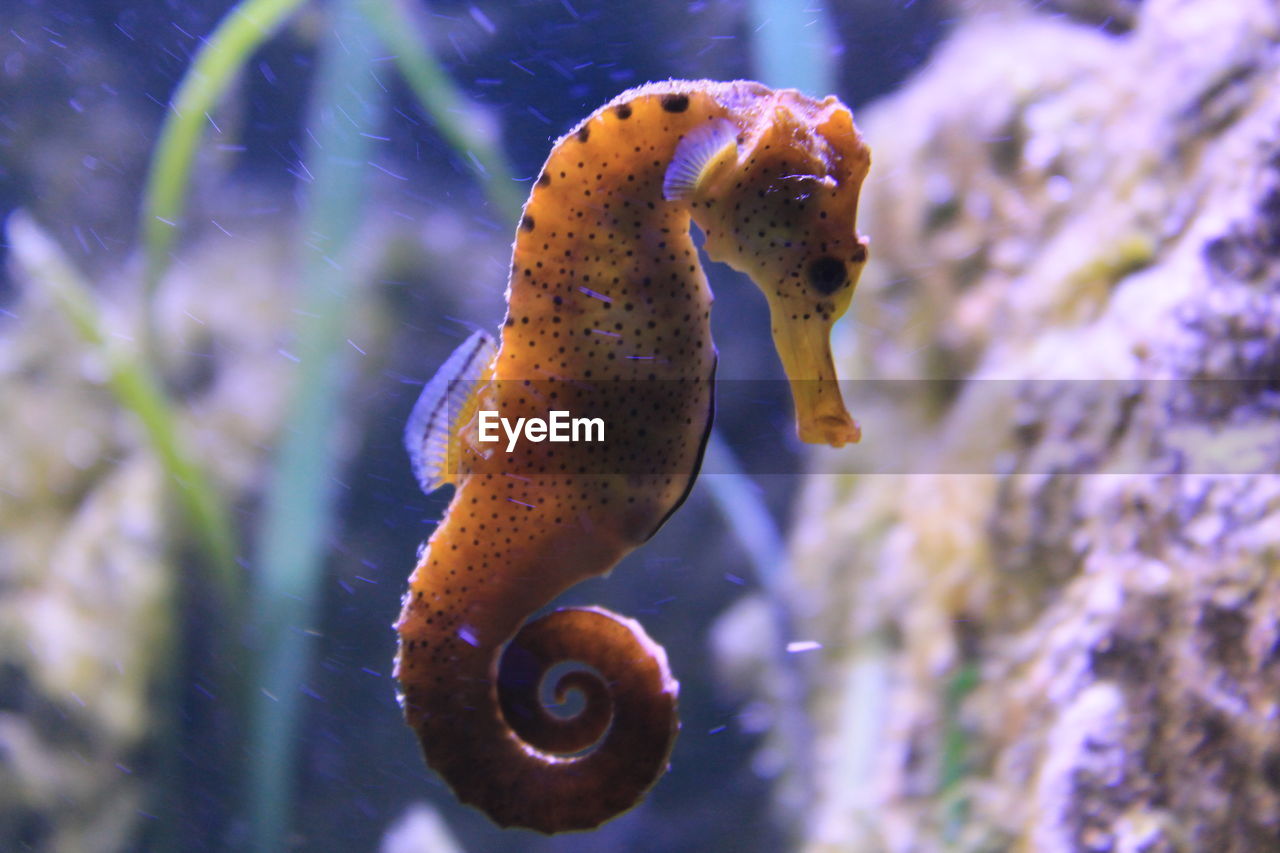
[716,0,1280,849]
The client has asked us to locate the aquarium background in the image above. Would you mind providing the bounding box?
[18,0,1275,851]
[0,1,947,851]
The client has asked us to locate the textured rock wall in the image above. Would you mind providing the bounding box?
[717,1,1280,850]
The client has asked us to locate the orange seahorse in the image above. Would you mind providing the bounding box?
[396,79,870,833]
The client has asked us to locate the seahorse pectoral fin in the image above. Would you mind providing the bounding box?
[404,329,498,492]
[662,118,739,202]
[767,307,860,448]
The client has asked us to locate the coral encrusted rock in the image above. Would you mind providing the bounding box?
[718,1,1280,850]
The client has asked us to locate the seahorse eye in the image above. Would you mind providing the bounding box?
[806,256,847,295]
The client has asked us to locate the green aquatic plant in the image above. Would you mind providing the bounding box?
[700,432,816,805]
[8,207,241,853]
[141,0,308,329]
[748,0,838,97]
[361,0,523,219]
[7,212,240,604]
[940,662,980,843]
[133,0,527,846]
[243,1,530,847]
[245,5,381,851]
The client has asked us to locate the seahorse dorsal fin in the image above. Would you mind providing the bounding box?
[662,118,738,202]
[404,329,497,493]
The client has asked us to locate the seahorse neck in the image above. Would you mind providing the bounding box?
[499,95,724,383]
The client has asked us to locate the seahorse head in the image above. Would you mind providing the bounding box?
[686,89,871,447]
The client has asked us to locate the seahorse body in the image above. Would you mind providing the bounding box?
[396,79,870,833]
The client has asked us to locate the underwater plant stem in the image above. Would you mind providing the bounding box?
[360,0,524,220]
[9,210,241,850]
[746,0,838,98]
[701,432,817,810]
[246,3,380,851]
[6,211,241,602]
[141,0,307,329]
[940,662,980,843]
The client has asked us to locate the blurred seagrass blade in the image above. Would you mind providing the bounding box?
[140,0,308,340]
[700,430,816,813]
[245,1,381,850]
[5,210,241,603]
[360,0,523,220]
[747,0,838,97]
[702,3,839,823]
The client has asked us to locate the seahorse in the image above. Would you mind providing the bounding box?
[396,79,870,833]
